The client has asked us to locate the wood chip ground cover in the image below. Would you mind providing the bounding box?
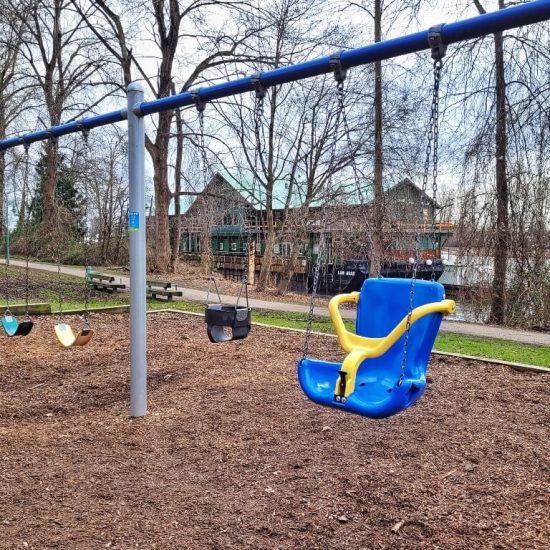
[0,313,548,549]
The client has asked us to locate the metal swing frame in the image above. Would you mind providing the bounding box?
[0,1,547,415]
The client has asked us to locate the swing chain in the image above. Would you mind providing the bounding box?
[253,82,265,179]
[23,143,31,318]
[206,272,222,306]
[334,54,378,276]
[252,77,267,254]
[302,57,346,361]
[2,150,10,315]
[398,38,444,387]
[430,60,442,280]
[81,126,91,326]
[235,274,249,310]
[193,92,209,189]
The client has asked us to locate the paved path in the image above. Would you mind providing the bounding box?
[4,259,550,347]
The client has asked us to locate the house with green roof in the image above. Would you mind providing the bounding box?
[173,172,453,284]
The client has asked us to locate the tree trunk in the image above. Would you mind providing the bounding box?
[370,0,384,277]
[149,111,173,272]
[170,108,184,272]
[43,138,58,226]
[276,239,301,295]
[489,26,508,325]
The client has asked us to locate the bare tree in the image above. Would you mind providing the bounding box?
[216,0,346,291]
[73,0,258,272]
[8,0,112,235]
[84,128,129,265]
[472,0,508,324]
[0,0,34,239]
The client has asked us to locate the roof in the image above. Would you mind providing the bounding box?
[170,172,433,215]
[216,170,401,210]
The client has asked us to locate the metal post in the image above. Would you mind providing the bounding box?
[127,82,147,417]
[248,240,256,284]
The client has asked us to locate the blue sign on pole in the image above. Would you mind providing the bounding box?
[128,211,140,232]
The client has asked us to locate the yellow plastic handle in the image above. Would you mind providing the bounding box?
[328,291,456,398]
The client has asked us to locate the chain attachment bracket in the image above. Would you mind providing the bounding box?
[20,138,30,152]
[428,24,447,60]
[329,51,347,83]
[77,123,90,143]
[192,91,206,113]
[250,73,267,100]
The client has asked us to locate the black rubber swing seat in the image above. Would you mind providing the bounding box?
[205,304,251,343]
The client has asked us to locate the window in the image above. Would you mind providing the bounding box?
[281,242,292,257]
[231,242,237,252]
[273,243,281,254]
[219,241,224,251]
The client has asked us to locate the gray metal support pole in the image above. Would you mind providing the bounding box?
[127,82,147,417]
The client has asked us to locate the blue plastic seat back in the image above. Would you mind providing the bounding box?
[356,278,445,334]
[297,278,446,418]
[355,278,445,393]
[2,315,19,337]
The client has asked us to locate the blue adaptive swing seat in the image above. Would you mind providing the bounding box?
[297,278,455,419]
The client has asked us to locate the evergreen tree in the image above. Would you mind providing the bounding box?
[29,147,85,237]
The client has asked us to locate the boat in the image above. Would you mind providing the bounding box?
[308,259,445,295]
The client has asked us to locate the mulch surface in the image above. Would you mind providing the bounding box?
[0,313,548,549]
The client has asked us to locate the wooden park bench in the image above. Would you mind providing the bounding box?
[146,280,183,302]
[86,271,127,293]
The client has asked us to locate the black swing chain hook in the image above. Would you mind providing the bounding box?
[77,123,90,145]
[192,92,209,189]
[329,51,347,107]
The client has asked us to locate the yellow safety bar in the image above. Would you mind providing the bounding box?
[328,292,455,399]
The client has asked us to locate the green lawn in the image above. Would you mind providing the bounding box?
[78,298,550,368]
[2,264,548,369]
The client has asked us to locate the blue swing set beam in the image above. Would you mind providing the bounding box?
[1,0,549,417]
[1,0,549,151]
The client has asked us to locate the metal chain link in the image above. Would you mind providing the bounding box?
[194,94,215,287]
[23,144,31,318]
[399,57,443,387]
[197,103,209,189]
[240,87,266,299]
[253,91,266,244]
[2,151,10,315]
[430,60,442,280]
[58,262,63,315]
[302,71,345,361]
[81,127,91,328]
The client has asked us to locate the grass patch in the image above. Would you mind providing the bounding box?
[434,332,549,368]
[2,264,548,369]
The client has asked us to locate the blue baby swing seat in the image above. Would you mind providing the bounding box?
[298,278,455,419]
